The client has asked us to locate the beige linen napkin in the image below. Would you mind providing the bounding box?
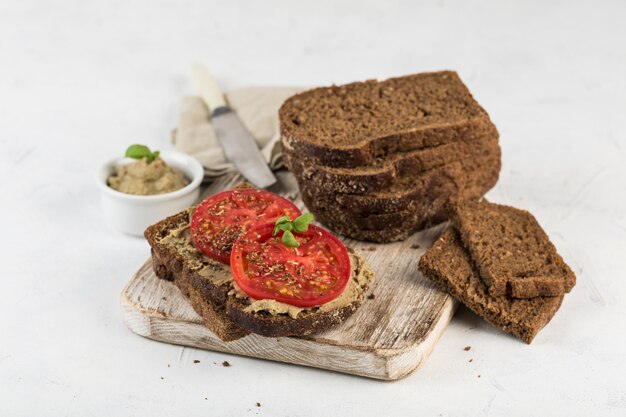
[172,86,301,180]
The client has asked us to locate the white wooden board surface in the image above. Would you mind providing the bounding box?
[121,171,457,380]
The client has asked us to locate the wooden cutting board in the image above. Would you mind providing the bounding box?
[121,171,456,380]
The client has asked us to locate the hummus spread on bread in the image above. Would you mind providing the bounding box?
[159,212,373,318]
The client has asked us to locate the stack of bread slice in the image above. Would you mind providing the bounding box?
[279,71,501,242]
[419,200,576,343]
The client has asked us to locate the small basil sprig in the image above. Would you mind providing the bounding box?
[273,212,314,248]
[125,144,160,163]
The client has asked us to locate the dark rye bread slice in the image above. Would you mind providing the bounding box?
[418,228,564,343]
[298,154,499,242]
[300,146,501,215]
[284,134,499,195]
[451,200,576,298]
[306,208,448,243]
[279,71,496,168]
[147,211,249,342]
[152,250,249,341]
[145,208,374,339]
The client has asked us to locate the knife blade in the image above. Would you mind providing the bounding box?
[191,63,277,188]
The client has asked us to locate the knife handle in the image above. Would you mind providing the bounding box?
[191,63,227,112]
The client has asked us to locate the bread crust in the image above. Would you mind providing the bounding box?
[226,298,358,337]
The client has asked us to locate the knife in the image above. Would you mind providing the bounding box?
[191,63,277,188]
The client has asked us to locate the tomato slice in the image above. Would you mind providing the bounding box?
[230,223,351,308]
[190,189,301,264]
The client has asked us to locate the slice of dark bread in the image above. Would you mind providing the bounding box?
[305,207,448,243]
[418,228,564,343]
[300,173,453,242]
[147,211,249,342]
[284,134,499,195]
[298,143,500,215]
[297,151,500,242]
[145,207,374,339]
[279,71,496,168]
[451,200,576,298]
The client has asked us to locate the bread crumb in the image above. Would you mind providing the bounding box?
[367,293,375,300]
[469,358,473,363]
[256,402,261,407]
[464,346,471,351]
[410,244,420,249]
[222,361,231,367]
[366,246,376,251]
[193,360,200,364]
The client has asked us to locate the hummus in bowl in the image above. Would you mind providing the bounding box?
[97,151,203,236]
[107,157,190,196]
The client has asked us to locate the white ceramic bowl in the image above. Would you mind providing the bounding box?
[96,151,203,236]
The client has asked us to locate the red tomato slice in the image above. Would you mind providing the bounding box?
[230,223,351,308]
[190,189,301,264]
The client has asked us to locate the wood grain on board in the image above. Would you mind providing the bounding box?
[121,171,456,380]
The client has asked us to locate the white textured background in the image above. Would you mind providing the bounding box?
[1,0,625,416]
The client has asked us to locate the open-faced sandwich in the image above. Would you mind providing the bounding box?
[145,183,374,342]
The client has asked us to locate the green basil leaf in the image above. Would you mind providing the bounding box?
[273,221,293,236]
[148,150,160,162]
[275,216,291,225]
[282,230,299,247]
[125,144,151,160]
[273,215,292,235]
[293,212,314,233]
